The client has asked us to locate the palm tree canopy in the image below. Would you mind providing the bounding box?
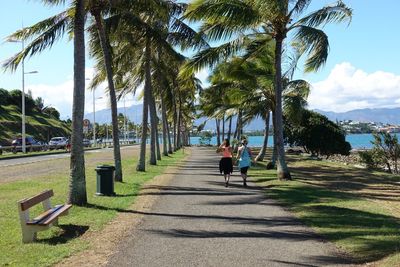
[183,0,352,74]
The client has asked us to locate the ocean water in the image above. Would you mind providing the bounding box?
[189,133,396,149]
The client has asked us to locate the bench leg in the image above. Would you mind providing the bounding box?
[22,228,37,243]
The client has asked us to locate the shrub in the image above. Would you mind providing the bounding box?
[43,107,60,120]
[359,132,400,173]
[8,89,36,113]
[199,131,212,146]
[0,88,10,106]
[284,110,351,158]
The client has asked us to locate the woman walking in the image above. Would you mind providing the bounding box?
[237,139,253,187]
[217,139,233,187]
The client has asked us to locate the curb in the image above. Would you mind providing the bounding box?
[0,147,101,161]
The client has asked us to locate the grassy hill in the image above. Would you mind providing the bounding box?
[0,105,71,145]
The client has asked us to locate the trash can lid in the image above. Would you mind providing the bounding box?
[96,164,115,170]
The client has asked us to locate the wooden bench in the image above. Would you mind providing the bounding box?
[17,189,72,243]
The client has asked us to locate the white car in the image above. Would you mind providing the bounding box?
[49,137,68,150]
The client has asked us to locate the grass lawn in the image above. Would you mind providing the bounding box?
[250,152,400,266]
[0,151,185,266]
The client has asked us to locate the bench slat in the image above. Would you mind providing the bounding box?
[35,204,72,226]
[26,205,63,225]
[19,190,54,211]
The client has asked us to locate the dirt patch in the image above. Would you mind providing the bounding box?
[56,148,191,267]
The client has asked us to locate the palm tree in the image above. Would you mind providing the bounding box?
[88,0,123,181]
[88,1,206,170]
[3,1,89,205]
[184,0,352,179]
[3,0,126,182]
[68,0,87,205]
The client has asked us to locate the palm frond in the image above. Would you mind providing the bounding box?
[168,17,209,50]
[38,0,67,6]
[293,25,329,72]
[180,36,246,78]
[288,0,312,18]
[3,10,71,71]
[185,0,258,24]
[293,1,352,29]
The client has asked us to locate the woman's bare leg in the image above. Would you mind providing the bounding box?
[242,173,247,186]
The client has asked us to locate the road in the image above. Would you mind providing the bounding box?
[106,147,353,267]
[0,146,135,167]
[0,146,138,183]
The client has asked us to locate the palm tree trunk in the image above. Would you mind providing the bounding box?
[274,37,291,180]
[156,125,161,160]
[136,35,151,171]
[92,9,123,182]
[227,116,232,141]
[173,107,177,151]
[176,103,182,149]
[215,119,221,146]
[233,116,239,139]
[237,110,242,141]
[148,85,157,165]
[255,111,270,161]
[161,99,168,156]
[68,0,87,206]
[222,115,225,140]
[167,120,173,154]
[267,110,277,169]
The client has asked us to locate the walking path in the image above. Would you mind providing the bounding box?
[106,147,353,267]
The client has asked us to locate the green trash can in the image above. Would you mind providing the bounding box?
[95,165,116,196]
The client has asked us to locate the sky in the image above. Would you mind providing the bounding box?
[1,0,400,119]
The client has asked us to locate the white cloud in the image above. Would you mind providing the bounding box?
[309,62,400,112]
[27,68,141,119]
[195,68,210,87]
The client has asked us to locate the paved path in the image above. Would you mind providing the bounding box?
[107,148,353,267]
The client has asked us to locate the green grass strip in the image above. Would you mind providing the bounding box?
[251,160,400,264]
[0,152,185,266]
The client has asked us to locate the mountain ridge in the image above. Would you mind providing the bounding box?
[84,105,400,130]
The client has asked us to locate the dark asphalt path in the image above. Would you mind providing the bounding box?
[107,147,353,267]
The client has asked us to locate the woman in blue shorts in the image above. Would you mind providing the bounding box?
[236,139,253,187]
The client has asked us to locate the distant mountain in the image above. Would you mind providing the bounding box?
[85,104,266,131]
[84,104,144,125]
[85,105,400,130]
[315,108,400,124]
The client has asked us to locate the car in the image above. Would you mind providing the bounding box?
[48,137,68,150]
[83,139,91,147]
[11,137,43,153]
[37,141,49,151]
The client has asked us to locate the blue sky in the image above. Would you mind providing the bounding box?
[1,0,400,118]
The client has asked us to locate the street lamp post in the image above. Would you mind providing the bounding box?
[22,70,38,153]
[10,39,38,153]
[123,97,127,142]
[93,90,96,146]
[92,93,103,147]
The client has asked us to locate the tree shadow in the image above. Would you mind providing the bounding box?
[38,224,89,245]
[291,163,400,203]
[84,203,303,227]
[147,228,318,240]
[303,205,400,263]
[136,184,255,196]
